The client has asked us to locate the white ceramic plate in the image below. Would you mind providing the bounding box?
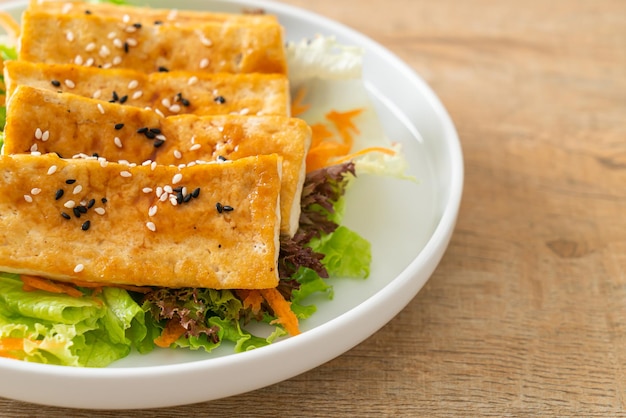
[0,0,463,409]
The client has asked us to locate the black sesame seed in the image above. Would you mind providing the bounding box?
[87,198,96,209]
[176,191,184,204]
[51,80,61,87]
[181,98,190,107]
[183,193,192,203]
[114,123,124,130]
[133,22,142,29]
[77,205,88,214]
[55,152,64,158]
[92,153,99,158]
[124,41,129,53]
[191,187,200,198]
[173,186,183,192]
[55,189,64,200]
[217,155,227,162]
[223,205,234,212]
[137,127,148,134]
[149,128,162,134]
[81,220,91,231]
[85,9,91,14]
[158,66,169,72]
[65,179,76,184]
[119,95,128,104]
[145,131,156,139]
[214,96,226,104]
[73,207,81,218]
[61,212,71,220]
[112,91,119,102]
[153,139,165,148]
[216,202,223,213]
[154,20,163,25]
[101,197,108,204]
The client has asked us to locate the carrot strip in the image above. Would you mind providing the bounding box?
[330,146,397,166]
[290,86,311,117]
[154,319,186,348]
[260,288,300,336]
[309,123,335,147]
[0,11,20,42]
[237,289,264,316]
[0,337,24,351]
[20,275,84,298]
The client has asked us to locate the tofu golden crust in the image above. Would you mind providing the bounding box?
[0,153,281,289]
[28,0,278,25]
[19,10,287,74]
[4,61,290,116]
[4,85,310,236]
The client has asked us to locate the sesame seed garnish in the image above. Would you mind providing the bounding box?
[92,89,102,99]
[169,195,178,206]
[34,128,43,139]
[114,137,123,148]
[151,161,157,171]
[64,79,76,89]
[150,128,162,134]
[23,194,33,203]
[61,3,72,13]
[148,205,157,217]
[30,144,38,152]
[158,66,169,72]
[74,55,83,65]
[191,187,200,198]
[155,108,165,118]
[190,144,201,151]
[223,205,234,212]
[122,14,130,23]
[66,179,76,185]
[73,185,83,194]
[99,159,108,168]
[61,212,71,220]
[31,151,42,156]
[125,25,138,33]
[142,187,153,193]
[188,76,198,85]
[199,58,209,69]
[97,103,105,114]
[169,104,181,113]
[74,264,84,273]
[120,170,132,178]
[173,150,182,159]
[47,165,58,175]
[81,220,91,231]
[132,90,143,100]
[155,187,163,198]
[216,202,223,213]
[51,80,61,87]
[161,98,171,108]
[102,63,113,69]
[31,188,42,195]
[146,221,156,232]
[214,96,226,104]
[112,56,123,66]
[101,197,108,204]
[141,160,152,166]
[113,38,123,48]
[99,45,111,58]
[126,38,138,47]
[85,42,96,52]
[240,108,250,115]
[87,199,96,209]
[133,23,142,29]
[41,130,50,141]
[73,207,81,218]
[66,31,74,42]
[94,207,106,215]
[164,185,173,194]
[107,31,117,39]
[128,80,139,89]
[55,189,64,200]
[64,200,76,208]
[115,123,124,130]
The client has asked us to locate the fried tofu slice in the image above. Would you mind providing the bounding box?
[4,61,290,116]
[28,0,278,25]
[19,10,287,74]
[4,85,310,236]
[0,153,282,289]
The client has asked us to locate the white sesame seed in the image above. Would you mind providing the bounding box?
[118,159,130,165]
[142,187,153,193]
[97,103,105,114]
[31,151,42,156]
[127,38,138,47]
[94,207,106,215]
[85,42,96,52]
[187,161,196,167]
[47,165,58,175]
[218,126,224,132]
[73,185,83,194]
[164,185,173,194]
[187,76,198,85]
[151,161,157,171]
[167,9,178,20]
[64,200,76,208]
[102,63,113,69]
[23,194,33,203]
[64,79,75,89]
[30,143,38,152]
[35,128,43,139]
[182,187,188,196]
[173,150,182,159]
[125,26,137,33]
[85,57,95,67]
[169,196,178,206]
[120,170,132,178]
[66,31,74,42]
[132,90,143,100]
[141,160,152,166]
[172,173,183,184]
[161,98,171,108]
[156,186,163,197]
[92,90,102,99]
[155,108,165,118]
[190,144,201,151]
[155,134,166,141]
[239,108,250,115]
[41,130,50,142]
[122,14,130,23]
[200,37,212,47]
[199,58,209,69]
[99,159,108,168]
[62,3,72,14]
[74,54,83,65]
[148,205,158,217]
[108,31,117,39]
[113,38,123,48]
[99,45,111,58]
[128,80,139,89]
[112,56,122,66]
[146,221,156,232]
[169,104,181,113]
[74,264,84,273]
[177,163,187,169]
[114,137,123,148]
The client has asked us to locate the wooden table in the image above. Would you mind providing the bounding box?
[2,0,625,415]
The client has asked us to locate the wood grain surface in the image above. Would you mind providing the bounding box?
[2,0,626,416]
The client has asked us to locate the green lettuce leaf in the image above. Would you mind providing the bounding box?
[310,226,371,279]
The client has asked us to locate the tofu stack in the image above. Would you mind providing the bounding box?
[0,0,312,289]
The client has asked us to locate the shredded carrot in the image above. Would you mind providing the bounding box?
[290,86,311,117]
[330,146,397,166]
[237,289,264,316]
[309,123,335,147]
[0,11,20,42]
[20,275,84,298]
[154,319,186,348]
[260,288,300,336]
[0,337,26,359]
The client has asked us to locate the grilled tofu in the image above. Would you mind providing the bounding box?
[4,85,310,236]
[4,61,290,116]
[0,153,282,289]
[19,10,287,74]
